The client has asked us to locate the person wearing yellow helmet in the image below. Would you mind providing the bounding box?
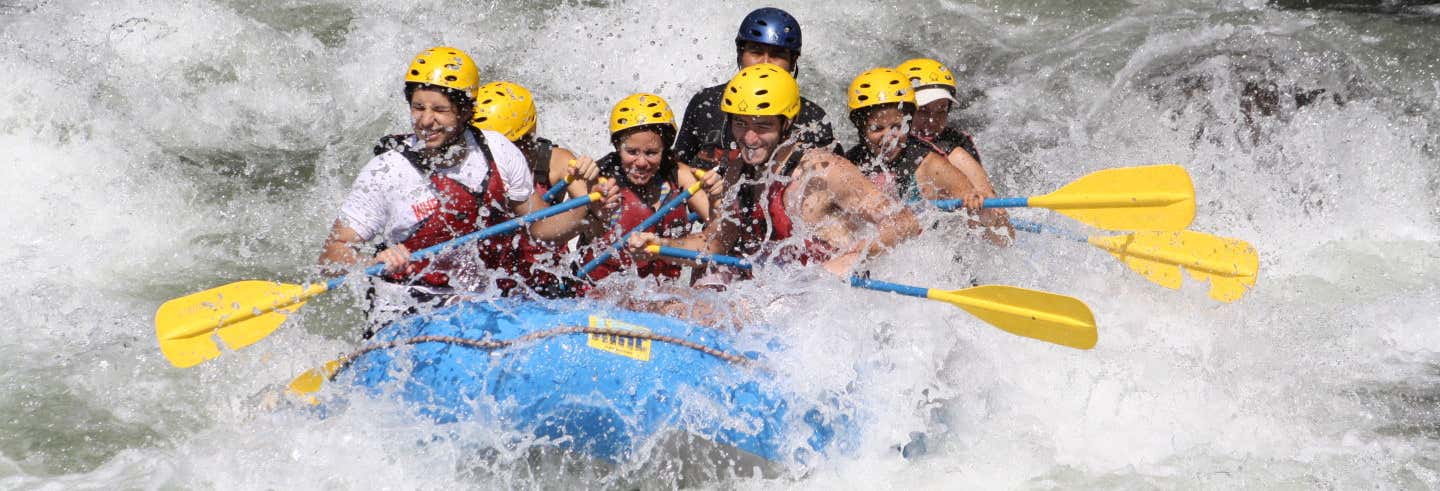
[471,81,603,298]
[628,64,919,279]
[843,67,1012,245]
[471,81,600,200]
[672,7,838,172]
[574,93,723,284]
[896,58,996,199]
[319,47,618,324]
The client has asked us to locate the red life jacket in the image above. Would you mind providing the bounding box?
[386,137,521,292]
[729,154,835,268]
[512,179,573,296]
[582,179,692,282]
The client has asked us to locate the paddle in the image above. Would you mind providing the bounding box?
[574,171,707,279]
[932,164,1195,232]
[285,242,1097,401]
[645,245,1098,349]
[542,178,570,203]
[1012,219,1258,303]
[154,192,603,368]
[285,359,343,402]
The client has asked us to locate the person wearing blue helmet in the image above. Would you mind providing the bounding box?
[672,7,838,170]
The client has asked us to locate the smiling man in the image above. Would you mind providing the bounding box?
[672,7,839,170]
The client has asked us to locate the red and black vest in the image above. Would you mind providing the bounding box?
[581,174,693,282]
[515,136,573,297]
[383,130,523,291]
[727,151,834,267]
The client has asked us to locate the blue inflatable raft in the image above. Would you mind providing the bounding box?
[329,298,849,467]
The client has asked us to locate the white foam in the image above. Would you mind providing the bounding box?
[2,0,1438,487]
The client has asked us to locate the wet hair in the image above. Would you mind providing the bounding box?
[404,82,475,117]
[849,102,916,134]
[609,124,676,149]
[604,126,679,188]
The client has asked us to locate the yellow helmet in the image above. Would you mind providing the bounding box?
[895,58,956,91]
[720,63,800,120]
[472,81,537,141]
[847,67,915,111]
[404,46,480,100]
[609,93,676,137]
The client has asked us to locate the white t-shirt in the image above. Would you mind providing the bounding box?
[339,129,535,245]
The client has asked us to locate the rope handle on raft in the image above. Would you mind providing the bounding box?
[314,325,759,385]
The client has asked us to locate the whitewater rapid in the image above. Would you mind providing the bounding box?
[2,0,1438,488]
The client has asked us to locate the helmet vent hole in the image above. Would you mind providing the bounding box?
[860,83,871,89]
[445,75,458,82]
[417,59,427,64]
[617,118,629,125]
[647,102,658,107]
[748,29,762,37]
[724,97,733,105]
[652,112,664,118]
[857,95,869,102]
[729,87,738,93]
[475,117,488,123]
[758,74,769,79]
[755,89,769,96]
[619,107,631,112]
[757,102,771,109]
[410,69,420,76]
[757,20,769,26]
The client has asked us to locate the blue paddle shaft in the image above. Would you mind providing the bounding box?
[1009,218,1087,242]
[542,178,569,203]
[336,194,595,289]
[848,276,930,299]
[933,197,1029,211]
[653,246,752,269]
[647,248,935,301]
[576,187,695,278]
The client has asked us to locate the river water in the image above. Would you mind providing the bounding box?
[2,0,1438,488]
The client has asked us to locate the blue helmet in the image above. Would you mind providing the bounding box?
[735,7,802,55]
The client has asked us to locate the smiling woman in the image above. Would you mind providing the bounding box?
[574,93,717,284]
[315,46,615,333]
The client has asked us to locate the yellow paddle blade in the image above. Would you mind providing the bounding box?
[285,359,343,405]
[1028,164,1195,231]
[930,285,1098,349]
[1089,231,1259,303]
[154,280,327,368]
